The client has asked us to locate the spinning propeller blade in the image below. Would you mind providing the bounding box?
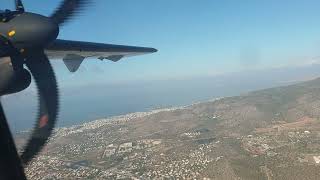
[21,51,59,165]
[50,0,91,27]
[0,102,27,179]
[15,0,25,12]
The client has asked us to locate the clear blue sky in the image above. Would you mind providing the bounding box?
[3,0,320,87]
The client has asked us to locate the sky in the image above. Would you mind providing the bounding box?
[3,0,320,87]
[3,0,320,131]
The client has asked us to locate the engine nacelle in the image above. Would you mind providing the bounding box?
[0,57,31,96]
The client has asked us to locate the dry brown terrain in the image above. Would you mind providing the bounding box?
[18,77,320,179]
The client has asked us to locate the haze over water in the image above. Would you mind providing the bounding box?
[3,64,320,132]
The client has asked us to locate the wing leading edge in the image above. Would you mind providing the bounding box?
[44,39,157,72]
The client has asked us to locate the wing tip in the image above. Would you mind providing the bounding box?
[147,47,158,53]
[151,48,158,53]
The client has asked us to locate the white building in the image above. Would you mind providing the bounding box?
[313,156,320,164]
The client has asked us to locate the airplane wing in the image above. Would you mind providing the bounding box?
[44,39,157,72]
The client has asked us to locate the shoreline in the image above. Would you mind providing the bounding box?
[16,97,222,136]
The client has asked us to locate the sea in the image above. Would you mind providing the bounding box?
[3,64,320,132]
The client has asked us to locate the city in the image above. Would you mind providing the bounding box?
[18,78,320,179]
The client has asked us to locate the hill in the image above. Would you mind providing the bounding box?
[22,77,320,179]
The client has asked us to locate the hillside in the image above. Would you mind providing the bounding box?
[22,77,320,179]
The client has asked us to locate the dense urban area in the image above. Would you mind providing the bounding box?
[16,78,320,179]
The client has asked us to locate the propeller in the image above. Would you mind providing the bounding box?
[15,0,25,13]
[0,36,27,179]
[0,0,91,170]
[50,0,91,27]
[17,0,91,165]
[0,103,27,180]
[21,51,59,165]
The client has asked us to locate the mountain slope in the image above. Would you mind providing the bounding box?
[22,77,320,179]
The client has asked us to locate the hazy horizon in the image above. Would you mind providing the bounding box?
[2,0,320,132]
[3,63,320,132]
[4,1,320,179]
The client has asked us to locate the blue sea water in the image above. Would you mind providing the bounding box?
[2,64,320,132]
